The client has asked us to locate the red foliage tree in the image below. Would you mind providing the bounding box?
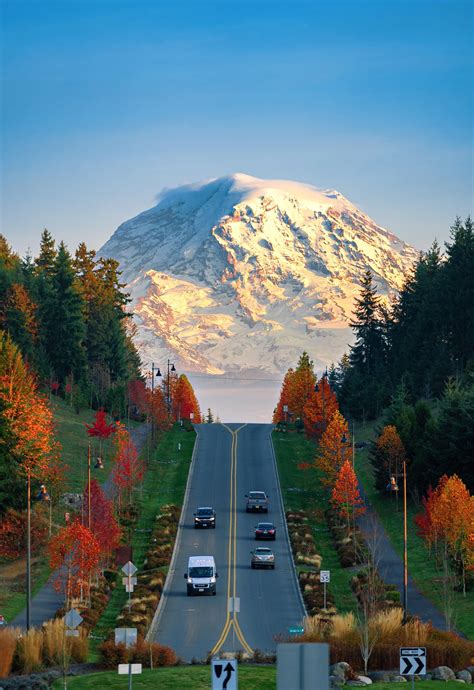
[331,459,365,529]
[0,506,49,560]
[172,375,201,422]
[82,479,121,560]
[49,518,101,605]
[303,376,339,439]
[127,379,151,418]
[112,423,144,506]
[85,408,116,457]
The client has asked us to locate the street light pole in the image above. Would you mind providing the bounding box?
[166,359,175,414]
[403,460,408,624]
[26,468,31,631]
[87,445,91,530]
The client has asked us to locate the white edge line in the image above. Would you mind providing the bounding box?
[146,427,200,642]
[268,427,307,620]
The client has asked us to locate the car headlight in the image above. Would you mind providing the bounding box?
[187,578,192,584]
[210,576,216,583]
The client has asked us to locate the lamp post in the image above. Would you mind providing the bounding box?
[150,362,161,439]
[403,460,408,624]
[314,367,328,436]
[156,360,176,416]
[26,471,50,630]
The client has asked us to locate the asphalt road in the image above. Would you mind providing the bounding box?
[150,423,305,661]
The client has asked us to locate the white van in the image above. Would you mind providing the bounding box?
[184,556,218,596]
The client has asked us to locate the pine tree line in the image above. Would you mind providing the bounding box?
[0,229,141,414]
[333,216,473,493]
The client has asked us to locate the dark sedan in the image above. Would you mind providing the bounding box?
[254,522,276,540]
[193,507,216,528]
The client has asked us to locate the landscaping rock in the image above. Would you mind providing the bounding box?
[432,666,456,681]
[330,662,351,680]
[389,675,407,682]
[355,676,372,685]
[457,671,473,683]
[467,666,474,676]
[330,674,345,687]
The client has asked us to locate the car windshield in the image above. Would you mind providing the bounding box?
[257,523,273,529]
[189,566,213,577]
[197,509,213,516]
[249,492,266,499]
[255,548,272,554]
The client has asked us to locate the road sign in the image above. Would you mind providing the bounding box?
[122,561,137,577]
[320,570,330,583]
[122,576,137,586]
[65,630,79,637]
[227,597,240,613]
[118,664,142,674]
[115,627,137,648]
[400,647,426,676]
[64,609,83,630]
[283,405,288,413]
[212,659,237,690]
[277,643,329,690]
[288,626,304,635]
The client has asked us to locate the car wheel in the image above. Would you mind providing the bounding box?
[213,523,216,528]
[251,563,255,569]
[271,564,275,569]
[213,590,216,596]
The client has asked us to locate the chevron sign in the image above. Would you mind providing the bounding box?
[400,647,426,676]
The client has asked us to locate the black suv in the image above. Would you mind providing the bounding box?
[194,507,216,528]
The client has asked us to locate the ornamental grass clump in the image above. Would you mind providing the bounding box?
[0,627,19,677]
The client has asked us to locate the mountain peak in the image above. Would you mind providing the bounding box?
[100,173,418,376]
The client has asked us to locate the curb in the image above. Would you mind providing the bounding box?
[146,428,200,642]
[269,428,307,620]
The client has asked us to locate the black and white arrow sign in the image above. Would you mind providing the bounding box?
[400,647,426,676]
[212,659,238,690]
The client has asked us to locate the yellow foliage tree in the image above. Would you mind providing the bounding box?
[315,410,350,487]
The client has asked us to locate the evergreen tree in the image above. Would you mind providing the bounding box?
[44,242,86,384]
[206,408,214,423]
[340,271,388,418]
[444,217,474,373]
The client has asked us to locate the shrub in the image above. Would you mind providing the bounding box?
[42,619,64,666]
[99,639,129,668]
[0,627,19,677]
[14,628,43,673]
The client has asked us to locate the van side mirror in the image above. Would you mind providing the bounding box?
[183,573,187,579]
[244,494,248,498]
[193,513,196,516]
[215,572,219,578]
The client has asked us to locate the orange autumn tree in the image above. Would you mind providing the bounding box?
[49,518,101,606]
[416,474,474,596]
[303,375,339,439]
[331,459,365,530]
[315,410,351,487]
[0,332,59,484]
[150,385,171,431]
[173,374,201,422]
[273,352,316,425]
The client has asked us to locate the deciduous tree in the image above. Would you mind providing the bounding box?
[331,460,365,530]
[112,423,144,506]
[315,410,350,487]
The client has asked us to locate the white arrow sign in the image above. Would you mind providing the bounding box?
[118,663,142,675]
[122,561,137,577]
[212,659,237,690]
[400,647,426,676]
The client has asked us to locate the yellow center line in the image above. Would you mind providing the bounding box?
[211,424,253,656]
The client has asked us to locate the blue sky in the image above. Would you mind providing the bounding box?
[1,0,472,258]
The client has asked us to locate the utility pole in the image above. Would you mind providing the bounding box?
[26,468,31,631]
[403,460,408,624]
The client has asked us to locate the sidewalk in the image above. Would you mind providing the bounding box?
[10,422,150,630]
[356,483,450,632]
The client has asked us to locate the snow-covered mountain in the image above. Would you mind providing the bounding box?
[100,173,418,375]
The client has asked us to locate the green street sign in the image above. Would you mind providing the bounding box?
[288,626,304,635]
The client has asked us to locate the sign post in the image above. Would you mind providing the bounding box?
[277,643,329,690]
[227,598,240,651]
[121,561,138,611]
[212,658,238,690]
[400,647,426,690]
[320,570,330,610]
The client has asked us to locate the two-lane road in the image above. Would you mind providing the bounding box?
[150,423,305,661]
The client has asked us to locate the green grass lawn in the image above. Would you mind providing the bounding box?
[0,399,141,622]
[273,431,357,614]
[354,421,474,640]
[90,425,195,656]
[51,666,471,690]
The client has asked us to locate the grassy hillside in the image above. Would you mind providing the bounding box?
[0,399,134,622]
